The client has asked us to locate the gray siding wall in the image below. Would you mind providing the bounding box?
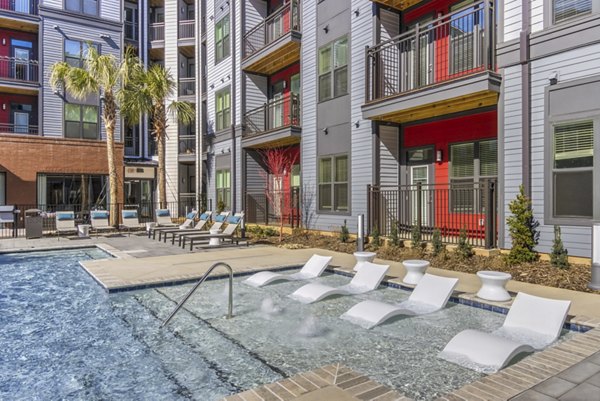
[380,8,400,41]
[41,0,121,22]
[379,125,399,186]
[40,14,122,141]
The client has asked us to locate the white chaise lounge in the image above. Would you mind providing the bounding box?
[439,292,571,372]
[244,254,333,287]
[340,273,459,329]
[289,262,389,304]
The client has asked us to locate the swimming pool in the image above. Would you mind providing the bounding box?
[0,249,570,400]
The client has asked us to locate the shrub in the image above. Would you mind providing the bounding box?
[371,227,381,248]
[263,227,279,237]
[506,185,539,265]
[432,228,444,256]
[456,227,473,259]
[390,221,400,247]
[216,200,226,214]
[340,220,350,243]
[551,225,569,269]
[411,224,422,249]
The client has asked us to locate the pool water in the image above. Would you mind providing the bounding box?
[0,249,567,400]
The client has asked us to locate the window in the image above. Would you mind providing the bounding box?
[552,121,594,218]
[449,139,497,212]
[553,0,592,24]
[215,15,230,64]
[37,174,108,206]
[64,40,97,68]
[215,87,231,131]
[216,169,231,209]
[318,154,348,212]
[65,104,98,139]
[65,0,98,16]
[0,172,5,206]
[318,37,348,102]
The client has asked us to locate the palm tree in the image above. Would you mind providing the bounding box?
[121,63,195,207]
[50,46,136,226]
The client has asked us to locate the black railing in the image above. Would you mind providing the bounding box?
[0,56,39,83]
[243,0,300,58]
[0,123,38,135]
[0,0,38,15]
[124,21,138,41]
[178,135,196,155]
[0,199,211,239]
[367,181,497,248]
[178,77,195,97]
[365,0,495,103]
[243,94,300,138]
[245,188,300,228]
[178,20,195,39]
[149,23,165,41]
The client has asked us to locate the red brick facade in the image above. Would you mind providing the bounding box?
[0,134,124,205]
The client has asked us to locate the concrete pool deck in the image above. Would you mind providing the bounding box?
[3,235,600,400]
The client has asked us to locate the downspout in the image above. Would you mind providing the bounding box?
[520,0,531,196]
[231,0,237,212]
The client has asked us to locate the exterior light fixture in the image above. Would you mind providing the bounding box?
[53,25,59,30]
[323,25,329,33]
[100,34,111,39]
[436,149,443,162]
[548,72,558,85]
[322,128,328,135]
[355,120,360,128]
[354,8,360,16]
[2,104,5,110]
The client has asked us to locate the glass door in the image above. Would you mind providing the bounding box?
[271,80,284,130]
[406,17,434,90]
[14,0,31,13]
[14,112,29,134]
[410,165,429,225]
[14,47,31,81]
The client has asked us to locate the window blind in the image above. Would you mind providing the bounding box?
[554,121,593,163]
[479,140,498,177]
[451,143,474,177]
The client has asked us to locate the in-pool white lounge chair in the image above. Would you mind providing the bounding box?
[185,212,245,250]
[289,262,390,304]
[340,273,459,329]
[178,211,230,246]
[161,211,213,243]
[120,209,139,235]
[55,211,76,240]
[244,254,333,287]
[90,210,112,236]
[439,292,571,372]
[153,210,198,240]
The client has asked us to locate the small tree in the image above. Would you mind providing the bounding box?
[371,227,381,248]
[506,185,539,264]
[456,227,473,259]
[551,225,569,269]
[390,221,400,247]
[339,220,350,243]
[432,228,444,256]
[259,148,299,242]
[411,224,422,249]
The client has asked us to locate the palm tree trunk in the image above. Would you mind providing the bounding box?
[154,104,167,208]
[103,91,119,227]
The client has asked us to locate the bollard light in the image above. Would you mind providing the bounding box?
[590,223,600,290]
[357,214,364,252]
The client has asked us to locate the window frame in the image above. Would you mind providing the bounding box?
[64,39,98,68]
[214,14,230,64]
[318,36,349,102]
[216,168,231,210]
[317,153,350,214]
[64,0,99,16]
[215,87,231,132]
[64,103,99,140]
[544,0,599,28]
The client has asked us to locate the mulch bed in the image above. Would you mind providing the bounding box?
[248,230,597,293]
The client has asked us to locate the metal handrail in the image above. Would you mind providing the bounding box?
[161,262,234,327]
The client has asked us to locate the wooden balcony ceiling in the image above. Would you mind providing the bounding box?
[371,0,425,10]
[179,45,195,58]
[149,47,164,61]
[243,41,300,75]
[371,90,498,123]
[0,16,38,33]
[246,134,300,150]
[0,84,39,96]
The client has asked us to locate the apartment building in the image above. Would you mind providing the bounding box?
[497,0,600,257]
[0,0,125,207]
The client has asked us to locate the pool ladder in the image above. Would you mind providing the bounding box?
[161,262,233,328]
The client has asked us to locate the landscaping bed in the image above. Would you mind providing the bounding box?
[247,228,596,293]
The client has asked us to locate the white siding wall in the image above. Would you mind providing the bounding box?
[530,0,544,33]
[502,0,522,41]
[380,8,400,41]
[164,0,180,205]
[101,0,121,22]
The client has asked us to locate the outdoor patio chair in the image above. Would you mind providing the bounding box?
[178,211,230,247]
[183,212,245,250]
[147,209,178,238]
[289,262,390,304]
[439,292,571,372]
[55,211,77,240]
[152,210,199,240]
[120,209,140,236]
[340,273,459,329]
[160,211,213,243]
[90,210,112,237]
[244,254,333,287]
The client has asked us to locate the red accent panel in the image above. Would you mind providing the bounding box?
[0,29,38,58]
[269,63,300,126]
[0,94,37,124]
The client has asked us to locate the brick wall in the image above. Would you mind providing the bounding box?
[0,134,124,205]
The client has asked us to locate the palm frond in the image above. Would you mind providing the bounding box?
[168,101,196,126]
[49,62,71,91]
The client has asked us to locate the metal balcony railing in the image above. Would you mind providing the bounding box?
[0,56,39,83]
[243,94,300,138]
[178,135,196,155]
[365,0,495,103]
[0,0,38,15]
[243,0,300,58]
[150,23,165,41]
[124,21,138,41]
[178,77,195,97]
[0,123,38,135]
[178,20,195,39]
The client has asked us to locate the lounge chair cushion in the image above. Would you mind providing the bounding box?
[186,211,196,219]
[227,215,241,224]
[122,210,138,219]
[215,214,227,222]
[199,213,210,220]
[56,212,74,221]
[156,209,170,217]
[91,211,109,219]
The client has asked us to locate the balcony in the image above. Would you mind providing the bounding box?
[178,135,196,161]
[0,0,39,32]
[362,0,500,124]
[124,21,138,43]
[0,122,38,135]
[242,0,301,75]
[178,20,194,40]
[149,22,164,43]
[0,56,39,93]
[1,0,37,14]
[242,94,301,148]
[369,0,425,11]
[178,77,195,99]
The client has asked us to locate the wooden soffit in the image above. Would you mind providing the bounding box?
[371,0,426,11]
[242,35,300,76]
